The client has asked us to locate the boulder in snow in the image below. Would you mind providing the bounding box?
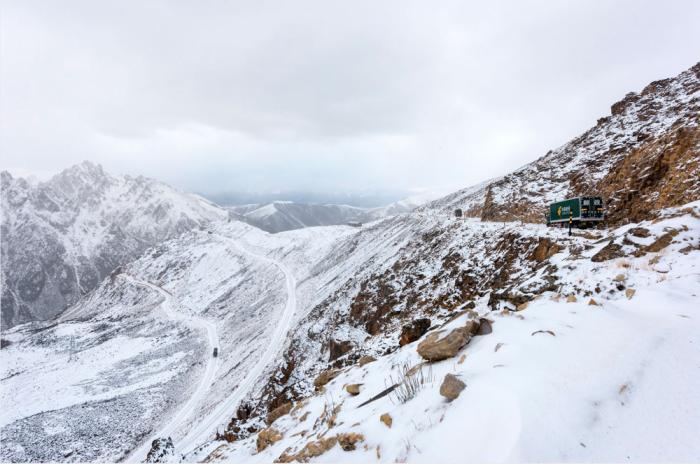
[380,413,393,428]
[345,384,361,395]
[439,373,466,401]
[417,326,471,362]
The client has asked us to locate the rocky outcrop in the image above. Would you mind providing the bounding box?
[417,326,471,362]
[328,339,354,361]
[398,318,431,346]
[266,402,292,425]
[591,241,625,262]
[436,62,700,227]
[145,437,174,463]
[313,369,341,390]
[256,428,283,452]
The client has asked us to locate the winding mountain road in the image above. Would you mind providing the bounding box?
[124,275,220,462]
[125,232,297,461]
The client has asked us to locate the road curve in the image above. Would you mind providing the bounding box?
[176,233,297,456]
[123,275,220,462]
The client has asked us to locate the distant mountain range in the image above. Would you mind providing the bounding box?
[228,192,440,233]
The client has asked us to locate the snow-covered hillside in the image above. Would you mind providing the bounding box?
[189,202,700,463]
[431,62,700,225]
[0,161,228,327]
[1,63,699,464]
[0,217,360,462]
[229,202,368,233]
[228,194,443,234]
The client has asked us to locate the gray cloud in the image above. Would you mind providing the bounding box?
[1,0,698,195]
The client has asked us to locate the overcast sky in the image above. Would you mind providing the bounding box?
[1,1,698,196]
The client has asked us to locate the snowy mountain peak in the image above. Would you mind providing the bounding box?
[1,164,229,328]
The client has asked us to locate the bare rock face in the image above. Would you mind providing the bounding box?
[566,295,578,303]
[645,230,679,253]
[328,339,354,361]
[256,428,283,452]
[313,369,341,390]
[417,326,471,362]
[398,318,431,346]
[145,437,174,463]
[266,402,292,425]
[443,63,700,227]
[439,373,466,401]
[628,227,650,238]
[592,241,625,262]
[358,355,376,367]
[625,288,636,299]
[529,238,561,262]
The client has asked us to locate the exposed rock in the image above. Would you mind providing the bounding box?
[281,437,338,462]
[313,369,341,390]
[645,230,678,253]
[328,339,354,361]
[379,413,392,428]
[357,355,376,367]
[256,428,283,452]
[588,298,600,306]
[266,401,292,425]
[592,241,625,262]
[439,373,466,401]
[337,433,365,451]
[476,318,493,335]
[516,301,529,311]
[345,384,361,395]
[566,295,578,303]
[417,326,471,362]
[529,238,561,262]
[625,288,636,299]
[398,318,431,346]
[628,227,650,238]
[614,274,626,282]
[145,437,174,463]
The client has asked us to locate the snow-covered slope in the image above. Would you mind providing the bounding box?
[0,217,359,462]
[2,63,699,464]
[431,62,700,224]
[0,161,228,327]
[228,193,444,234]
[192,202,700,463]
[229,202,369,233]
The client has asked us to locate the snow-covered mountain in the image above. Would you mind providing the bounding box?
[228,193,442,234]
[2,63,700,464]
[430,62,700,225]
[0,161,228,328]
[228,202,369,233]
